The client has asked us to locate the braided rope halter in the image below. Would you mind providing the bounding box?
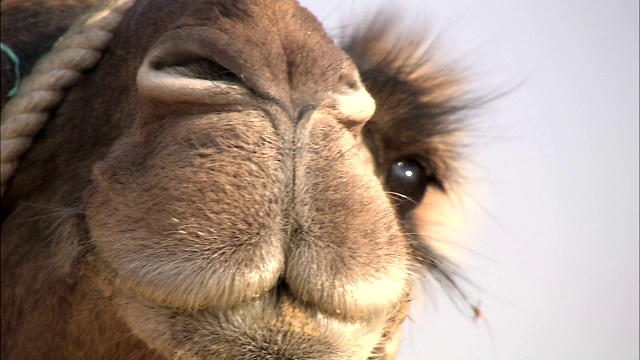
[0,0,136,197]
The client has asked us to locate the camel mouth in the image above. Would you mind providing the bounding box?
[111,284,402,359]
[85,218,410,359]
[95,274,405,359]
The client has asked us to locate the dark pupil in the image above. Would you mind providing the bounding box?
[387,159,428,213]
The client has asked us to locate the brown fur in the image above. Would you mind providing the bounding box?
[1,1,469,358]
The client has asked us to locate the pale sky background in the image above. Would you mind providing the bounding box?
[299,1,639,359]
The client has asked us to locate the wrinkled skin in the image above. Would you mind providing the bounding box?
[1,0,466,358]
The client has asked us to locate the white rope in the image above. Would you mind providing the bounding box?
[0,0,137,196]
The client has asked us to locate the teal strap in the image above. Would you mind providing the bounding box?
[1,42,21,97]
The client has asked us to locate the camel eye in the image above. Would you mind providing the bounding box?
[387,159,429,213]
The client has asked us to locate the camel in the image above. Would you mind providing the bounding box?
[1,0,471,358]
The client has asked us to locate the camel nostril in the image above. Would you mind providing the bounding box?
[333,86,376,128]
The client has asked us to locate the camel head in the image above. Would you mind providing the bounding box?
[1,0,469,358]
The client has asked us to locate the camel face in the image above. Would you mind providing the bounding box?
[1,0,468,358]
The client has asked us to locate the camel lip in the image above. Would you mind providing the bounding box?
[113,287,395,359]
[86,230,409,358]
